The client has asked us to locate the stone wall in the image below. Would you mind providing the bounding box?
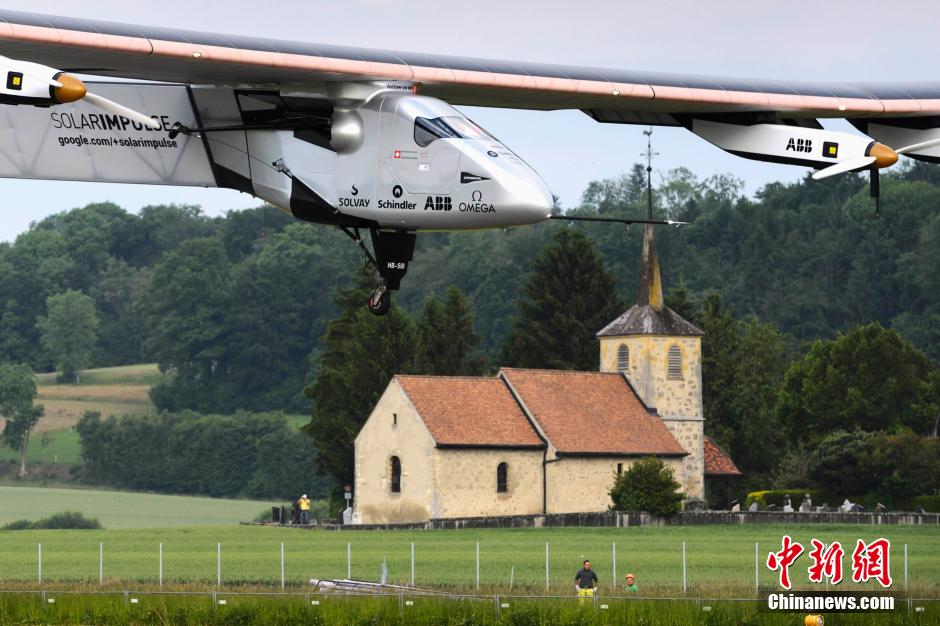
[598,335,703,420]
[433,448,543,519]
[544,456,686,514]
[354,381,437,524]
[337,510,940,530]
[661,418,704,499]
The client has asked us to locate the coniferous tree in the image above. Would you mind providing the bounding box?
[501,229,623,370]
[415,286,484,375]
[303,268,417,499]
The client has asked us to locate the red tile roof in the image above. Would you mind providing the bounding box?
[703,436,742,476]
[395,375,544,448]
[498,369,686,456]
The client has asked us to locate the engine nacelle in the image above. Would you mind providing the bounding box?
[855,120,940,163]
[330,108,364,154]
[0,58,86,106]
[691,119,876,169]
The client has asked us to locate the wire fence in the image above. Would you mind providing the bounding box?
[7,539,928,595]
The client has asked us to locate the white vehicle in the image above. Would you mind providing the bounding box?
[0,10,938,312]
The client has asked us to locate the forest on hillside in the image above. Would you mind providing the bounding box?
[1,162,938,414]
[2,161,939,503]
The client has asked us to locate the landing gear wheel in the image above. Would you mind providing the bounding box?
[368,286,391,316]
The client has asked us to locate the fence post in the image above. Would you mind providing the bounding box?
[904,544,908,591]
[754,542,759,594]
[545,542,550,592]
[476,542,480,590]
[159,543,163,587]
[411,543,415,586]
[612,542,616,591]
[281,543,285,590]
[38,543,42,584]
[99,542,103,585]
[347,542,351,579]
[682,541,687,593]
[217,543,221,587]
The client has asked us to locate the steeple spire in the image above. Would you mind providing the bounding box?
[636,128,663,310]
[637,224,663,309]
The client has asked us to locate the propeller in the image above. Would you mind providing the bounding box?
[53,75,161,130]
[0,55,159,129]
[81,91,161,130]
[811,156,876,180]
[811,138,940,217]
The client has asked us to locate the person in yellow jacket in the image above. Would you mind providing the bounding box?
[298,494,311,525]
[574,560,598,603]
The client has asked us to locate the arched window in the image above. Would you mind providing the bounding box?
[390,456,401,493]
[617,344,630,373]
[496,462,508,493]
[667,344,683,380]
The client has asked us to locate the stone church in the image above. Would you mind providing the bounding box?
[352,224,739,524]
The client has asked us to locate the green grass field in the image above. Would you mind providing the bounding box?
[1,592,933,626]
[35,364,163,387]
[0,520,937,595]
[0,430,81,466]
[0,486,278,529]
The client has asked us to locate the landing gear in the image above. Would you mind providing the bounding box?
[340,226,417,316]
[368,285,391,316]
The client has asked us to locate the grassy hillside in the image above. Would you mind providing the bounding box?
[1,365,311,487]
[0,523,935,594]
[0,366,162,476]
[0,486,278,529]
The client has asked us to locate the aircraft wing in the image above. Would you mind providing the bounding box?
[1,9,939,124]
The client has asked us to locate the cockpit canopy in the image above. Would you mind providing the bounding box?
[413,116,494,147]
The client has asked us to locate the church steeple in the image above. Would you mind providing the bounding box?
[636,224,664,310]
[594,128,705,500]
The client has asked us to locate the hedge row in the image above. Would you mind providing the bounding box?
[76,411,330,500]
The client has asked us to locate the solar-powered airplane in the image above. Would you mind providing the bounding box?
[1,11,939,314]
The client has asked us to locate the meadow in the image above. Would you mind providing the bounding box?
[0,522,937,596]
[0,486,278,529]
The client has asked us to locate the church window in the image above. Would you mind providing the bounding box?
[392,413,397,427]
[617,344,630,372]
[496,462,508,493]
[617,463,623,475]
[667,344,683,380]
[390,456,401,493]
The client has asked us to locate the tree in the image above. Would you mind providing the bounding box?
[89,258,147,367]
[0,363,43,478]
[777,322,940,440]
[142,238,232,412]
[415,286,485,375]
[36,290,99,383]
[502,229,624,370]
[609,457,684,516]
[806,430,879,497]
[303,268,417,501]
[727,318,788,479]
[697,294,739,449]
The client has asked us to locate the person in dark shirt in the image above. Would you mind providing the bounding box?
[574,559,598,598]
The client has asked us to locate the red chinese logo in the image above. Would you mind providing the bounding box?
[766,535,805,590]
[851,538,892,588]
[807,539,844,585]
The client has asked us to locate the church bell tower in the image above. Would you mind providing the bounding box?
[596,132,705,498]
